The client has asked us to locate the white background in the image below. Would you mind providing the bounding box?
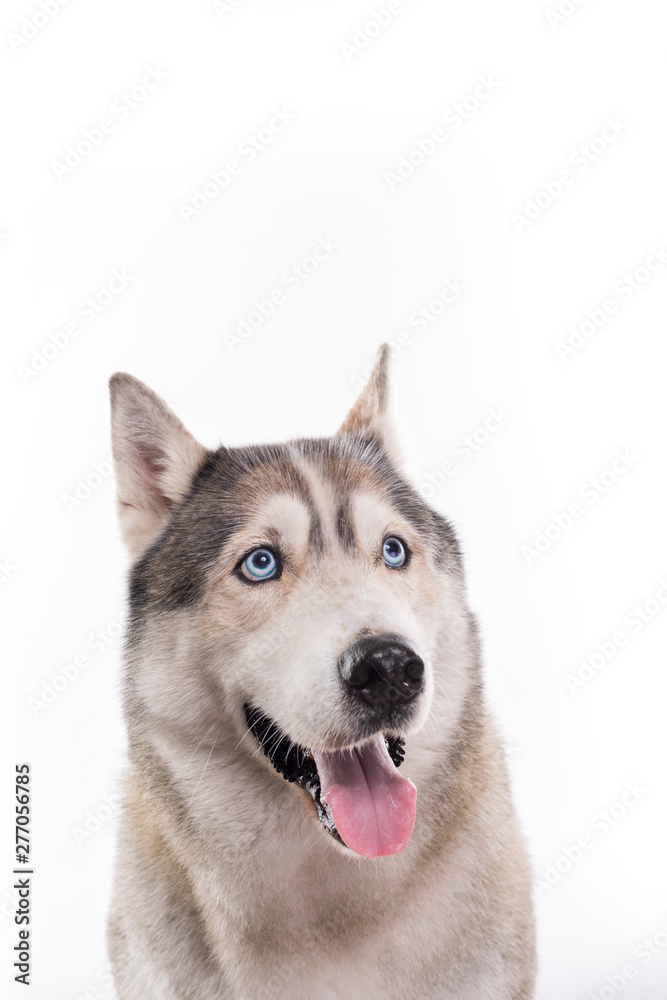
[2,0,666,998]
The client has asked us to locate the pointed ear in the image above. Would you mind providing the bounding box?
[109,374,207,558]
[338,344,401,463]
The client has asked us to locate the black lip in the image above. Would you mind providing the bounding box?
[243,703,406,847]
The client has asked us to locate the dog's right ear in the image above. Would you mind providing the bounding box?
[338,343,402,465]
[109,374,207,558]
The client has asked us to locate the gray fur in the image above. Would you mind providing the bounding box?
[107,346,536,999]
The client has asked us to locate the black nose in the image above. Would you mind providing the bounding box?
[339,636,425,710]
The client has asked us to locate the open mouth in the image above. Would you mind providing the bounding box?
[244,704,416,857]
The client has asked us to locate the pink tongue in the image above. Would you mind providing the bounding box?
[312,734,416,858]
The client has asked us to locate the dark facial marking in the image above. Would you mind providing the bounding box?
[335,497,357,551]
[308,508,325,554]
[128,434,462,636]
[295,434,462,569]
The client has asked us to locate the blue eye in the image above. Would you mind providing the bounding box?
[240,548,279,582]
[382,536,407,568]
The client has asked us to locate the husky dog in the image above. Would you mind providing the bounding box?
[107,345,535,999]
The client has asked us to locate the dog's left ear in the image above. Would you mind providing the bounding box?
[338,343,401,464]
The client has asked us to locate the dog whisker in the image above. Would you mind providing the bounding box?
[183,722,217,778]
[188,738,217,806]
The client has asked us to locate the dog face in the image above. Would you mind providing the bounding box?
[110,346,470,858]
[204,441,446,747]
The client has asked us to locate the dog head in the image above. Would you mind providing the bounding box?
[110,346,474,858]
